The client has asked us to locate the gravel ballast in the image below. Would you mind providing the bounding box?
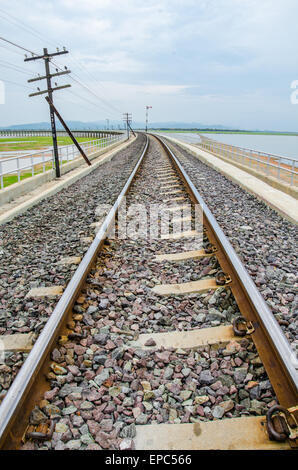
[0,135,146,397]
[166,139,297,352]
[22,137,277,450]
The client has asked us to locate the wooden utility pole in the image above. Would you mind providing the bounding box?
[25,48,71,178]
[45,96,91,167]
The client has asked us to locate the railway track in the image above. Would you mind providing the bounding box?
[0,134,297,450]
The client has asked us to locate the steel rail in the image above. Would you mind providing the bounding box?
[0,134,149,449]
[153,134,298,409]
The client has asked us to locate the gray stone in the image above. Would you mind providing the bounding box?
[135,413,148,425]
[119,438,135,450]
[59,384,82,398]
[93,355,107,365]
[62,405,77,415]
[66,440,81,450]
[99,299,109,310]
[111,347,124,360]
[120,423,136,438]
[123,397,134,407]
[212,406,225,419]
[164,367,174,380]
[87,306,98,314]
[208,308,226,321]
[234,368,247,384]
[30,407,47,425]
[182,368,191,377]
[80,433,94,445]
[94,369,109,386]
[199,370,215,385]
[195,313,206,323]
[93,333,108,345]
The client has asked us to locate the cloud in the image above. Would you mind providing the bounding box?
[0,0,297,130]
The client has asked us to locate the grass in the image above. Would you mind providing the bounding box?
[2,160,67,188]
[0,136,116,189]
[0,136,94,152]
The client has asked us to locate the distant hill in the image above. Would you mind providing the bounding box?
[0,120,239,131]
[1,120,293,133]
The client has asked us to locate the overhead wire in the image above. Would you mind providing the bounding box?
[0,10,125,123]
[0,58,36,74]
[0,78,35,91]
[0,8,112,96]
[0,10,122,117]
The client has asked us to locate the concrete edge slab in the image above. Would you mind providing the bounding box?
[0,332,34,352]
[154,249,212,262]
[129,325,236,349]
[160,230,199,240]
[25,286,63,299]
[152,277,219,295]
[134,417,290,450]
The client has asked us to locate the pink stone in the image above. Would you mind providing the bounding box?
[87,420,100,436]
[155,351,171,363]
[67,365,80,376]
[105,404,116,413]
[86,443,102,450]
[210,362,219,372]
[74,345,85,355]
[210,380,222,391]
[93,409,104,422]
[44,387,59,401]
[145,338,156,347]
[234,357,242,367]
[196,405,205,417]
[95,431,110,449]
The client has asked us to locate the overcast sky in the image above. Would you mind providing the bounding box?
[0,0,297,130]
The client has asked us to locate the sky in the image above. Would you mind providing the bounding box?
[0,0,297,130]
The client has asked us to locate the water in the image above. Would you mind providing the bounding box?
[158,132,298,161]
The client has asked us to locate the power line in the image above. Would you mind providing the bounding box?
[0,13,123,120]
[0,78,35,90]
[0,9,121,115]
[0,59,36,75]
[50,58,120,115]
[0,43,26,56]
[0,8,112,97]
[0,36,37,56]
[0,35,117,116]
[0,10,51,49]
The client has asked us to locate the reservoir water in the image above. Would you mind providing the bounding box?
[158,132,298,161]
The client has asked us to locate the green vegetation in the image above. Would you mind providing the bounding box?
[2,160,69,189]
[0,136,94,152]
[0,135,114,189]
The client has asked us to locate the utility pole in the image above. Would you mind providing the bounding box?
[145,105,152,133]
[25,47,71,178]
[123,113,132,140]
[106,118,109,131]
